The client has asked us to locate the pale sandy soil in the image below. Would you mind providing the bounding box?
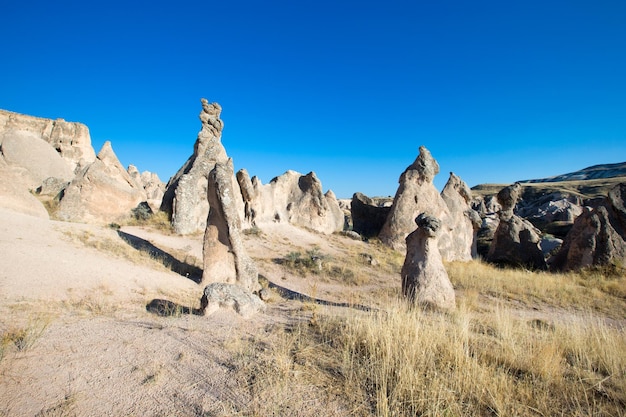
[2,209,622,416]
[0,209,394,416]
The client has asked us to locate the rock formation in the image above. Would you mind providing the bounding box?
[379,146,476,262]
[128,165,165,209]
[440,172,481,260]
[56,141,147,223]
[200,282,266,318]
[549,183,626,271]
[161,99,243,235]
[351,192,392,238]
[0,109,96,172]
[486,183,547,269]
[0,157,49,219]
[379,146,450,251]
[203,160,260,293]
[241,170,344,234]
[401,214,456,311]
[0,130,74,188]
[236,168,260,227]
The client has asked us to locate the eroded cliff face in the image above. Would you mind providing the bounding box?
[0,109,96,172]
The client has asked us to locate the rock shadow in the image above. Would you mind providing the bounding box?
[117,230,203,283]
[262,275,373,312]
[146,299,203,317]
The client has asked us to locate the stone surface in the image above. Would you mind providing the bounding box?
[379,146,476,262]
[246,170,344,234]
[379,146,451,252]
[549,183,626,271]
[1,130,74,188]
[203,161,260,292]
[440,172,480,260]
[200,282,266,318]
[0,109,96,171]
[351,192,392,238]
[236,168,260,227]
[401,214,455,311]
[56,141,147,223]
[161,99,243,235]
[0,157,49,219]
[486,183,547,269]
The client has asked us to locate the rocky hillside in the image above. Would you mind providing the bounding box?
[522,162,626,183]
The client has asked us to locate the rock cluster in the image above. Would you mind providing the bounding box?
[234,169,344,234]
[401,214,456,311]
[549,183,626,271]
[486,183,547,269]
[379,146,478,261]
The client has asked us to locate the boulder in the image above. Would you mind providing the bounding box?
[351,192,392,238]
[549,183,626,271]
[401,214,455,311]
[0,109,96,171]
[56,141,147,223]
[161,99,243,235]
[440,172,481,260]
[200,282,266,318]
[202,160,260,292]
[486,183,547,269]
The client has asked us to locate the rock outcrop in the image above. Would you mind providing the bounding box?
[0,157,49,219]
[379,146,474,261]
[549,183,626,271]
[0,130,74,188]
[486,183,547,269]
[128,165,165,208]
[203,161,260,292]
[379,146,450,251]
[56,141,147,223]
[401,214,455,311]
[161,99,243,235]
[0,109,96,172]
[440,172,481,260]
[351,192,392,238]
[242,170,344,234]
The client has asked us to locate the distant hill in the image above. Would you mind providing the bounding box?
[521,162,626,183]
[471,162,626,200]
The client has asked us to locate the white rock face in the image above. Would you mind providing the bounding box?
[0,109,96,171]
[1,130,74,187]
[0,157,49,219]
[244,170,344,234]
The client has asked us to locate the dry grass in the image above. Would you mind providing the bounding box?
[229,259,626,417]
[447,260,626,319]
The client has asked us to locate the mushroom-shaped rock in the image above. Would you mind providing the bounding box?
[401,214,456,311]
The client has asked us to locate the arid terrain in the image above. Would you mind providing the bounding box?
[1,205,625,416]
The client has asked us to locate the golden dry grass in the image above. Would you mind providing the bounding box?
[233,259,626,417]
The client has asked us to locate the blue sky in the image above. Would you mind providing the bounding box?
[2,0,625,198]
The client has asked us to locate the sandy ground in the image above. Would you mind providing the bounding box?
[0,208,386,416]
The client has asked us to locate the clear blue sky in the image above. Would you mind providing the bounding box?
[2,0,625,198]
